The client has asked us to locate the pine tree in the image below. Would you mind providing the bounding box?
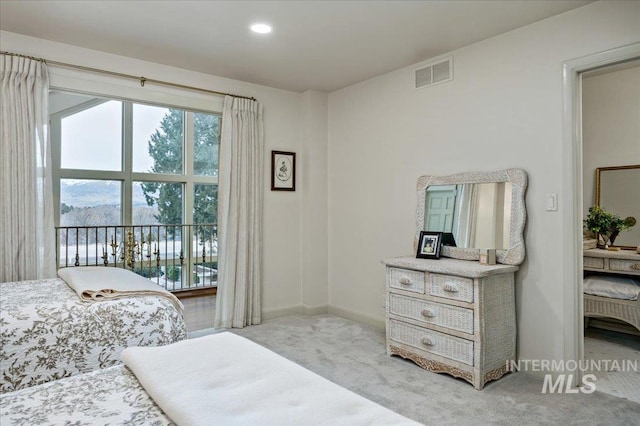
[141,110,219,235]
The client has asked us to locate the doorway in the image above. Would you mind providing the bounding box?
[580,59,640,403]
[562,43,640,403]
[562,43,640,400]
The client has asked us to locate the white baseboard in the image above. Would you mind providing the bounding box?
[262,304,329,321]
[261,304,384,330]
[328,306,385,331]
[302,304,329,315]
[262,305,303,320]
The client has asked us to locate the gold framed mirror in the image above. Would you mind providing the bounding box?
[595,164,640,249]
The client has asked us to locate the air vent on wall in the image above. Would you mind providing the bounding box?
[414,57,453,89]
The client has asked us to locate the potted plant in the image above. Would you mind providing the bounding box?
[584,206,636,248]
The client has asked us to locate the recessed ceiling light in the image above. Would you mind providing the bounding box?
[250,23,272,34]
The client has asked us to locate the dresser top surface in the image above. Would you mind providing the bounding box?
[584,248,640,260]
[381,256,519,278]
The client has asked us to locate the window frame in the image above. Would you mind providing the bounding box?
[50,92,220,228]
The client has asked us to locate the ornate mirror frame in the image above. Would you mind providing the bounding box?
[415,168,528,265]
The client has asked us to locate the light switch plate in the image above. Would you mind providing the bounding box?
[546,193,558,211]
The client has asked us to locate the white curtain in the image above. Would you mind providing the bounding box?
[214,96,263,329]
[0,54,55,282]
[453,184,477,248]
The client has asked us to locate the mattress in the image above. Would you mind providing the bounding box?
[0,277,187,393]
[0,333,420,426]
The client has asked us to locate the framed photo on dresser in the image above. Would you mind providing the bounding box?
[416,231,442,259]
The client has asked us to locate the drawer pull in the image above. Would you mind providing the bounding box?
[421,337,434,346]
[399,278,412,285]
[443,284,459,293]
[421,309,435,318]
[631,264,640,270]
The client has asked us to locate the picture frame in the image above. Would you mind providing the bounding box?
[271,151,296,191]
[416,231,442,259]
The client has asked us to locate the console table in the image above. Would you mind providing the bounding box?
[382,256,519,390]
[583,248,640,276]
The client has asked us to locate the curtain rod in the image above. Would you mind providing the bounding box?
[1,51,256,101]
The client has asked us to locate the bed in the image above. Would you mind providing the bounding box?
[583,274,640,332]
[0,332,418,425]
[0,267,187,394]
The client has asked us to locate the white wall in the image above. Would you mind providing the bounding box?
[327,0,640,368]
[300,91,329,311]
[0,30,315,318]
[582,64,640,246]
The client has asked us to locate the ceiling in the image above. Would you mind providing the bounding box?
[0,1,592,93]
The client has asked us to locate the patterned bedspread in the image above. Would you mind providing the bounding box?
[0,278,187,393]
[0,365,173,425]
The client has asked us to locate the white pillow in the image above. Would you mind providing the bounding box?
[584,275,640,301]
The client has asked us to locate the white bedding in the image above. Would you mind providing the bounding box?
[584,275,640,301]
[58,266,183,312]
[122,332,420,426]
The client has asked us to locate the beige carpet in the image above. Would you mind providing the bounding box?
[584,327,640,404]
[194,314,639,425]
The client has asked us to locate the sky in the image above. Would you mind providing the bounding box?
[61,100,168,172]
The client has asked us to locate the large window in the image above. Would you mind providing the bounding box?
[50,92,220,289]
[50,92,220,228]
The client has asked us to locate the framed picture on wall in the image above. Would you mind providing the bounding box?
[416,231,442,259]
[271,151,296,191]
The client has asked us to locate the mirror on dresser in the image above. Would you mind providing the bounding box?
[596,165,640,249]
[415,169,528,265]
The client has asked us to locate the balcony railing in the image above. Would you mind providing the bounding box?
[56,224,217,293]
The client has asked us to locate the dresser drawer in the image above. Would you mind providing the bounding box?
[584,257,604,269]
[388,267,425,294]
[429,274,474,303]
[389,319,473,365]
[389,293,474,334]
[610,259,640,275]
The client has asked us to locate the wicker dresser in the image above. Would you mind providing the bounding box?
[382,256,519,390]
